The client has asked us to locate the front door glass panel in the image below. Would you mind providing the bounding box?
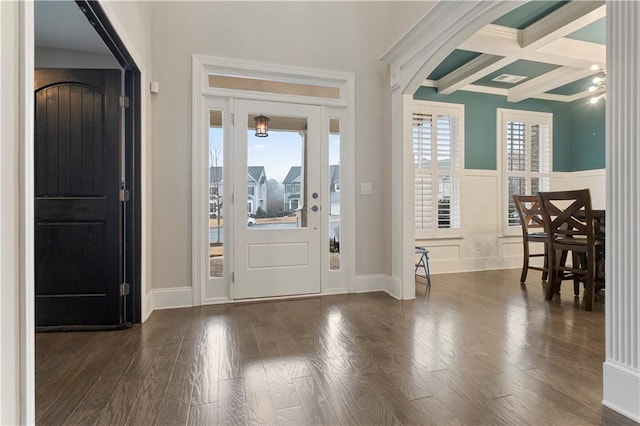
[246,114,307,230]
[329,118,341,270]
[209,109,225,278]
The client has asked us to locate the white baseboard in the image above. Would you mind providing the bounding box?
[603,361,640,422]
[322,287,348,296]
[151,286,193,310]
[354,274,389,293]
[354,274,403,299]
[387,276,402,299]
[142,291,153,322]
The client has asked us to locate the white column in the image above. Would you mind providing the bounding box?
[603,1,640,421]
[1,1,34,424]
[390,90,416,299]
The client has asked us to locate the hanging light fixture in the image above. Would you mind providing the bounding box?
[588,65,606,104]
[254,115,270,137]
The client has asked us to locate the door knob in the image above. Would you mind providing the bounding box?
[311,205,319,212]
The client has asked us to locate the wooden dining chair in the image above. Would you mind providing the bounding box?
[538,189,603,311]
[512,195,549,283]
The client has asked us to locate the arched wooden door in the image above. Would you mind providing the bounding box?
[34,69,126,328]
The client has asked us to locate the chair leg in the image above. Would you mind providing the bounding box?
[572,252,580,297]
[520,241,530,283]
[546,248,558,301]
[585,251,595,311]
[425,254,431,290]
[542,244,549,282]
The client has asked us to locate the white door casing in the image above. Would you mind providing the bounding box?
[192,55,355,305]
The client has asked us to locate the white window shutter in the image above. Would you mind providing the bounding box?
[412,102,463,238]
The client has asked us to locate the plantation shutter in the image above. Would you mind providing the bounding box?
[413,102,463,238]
[501,110,552,232]
[414,112,434,232]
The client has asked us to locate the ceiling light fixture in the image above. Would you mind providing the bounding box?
[254,115,270,137]
[589,65,606,104]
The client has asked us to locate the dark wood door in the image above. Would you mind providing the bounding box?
[35,69,124,327]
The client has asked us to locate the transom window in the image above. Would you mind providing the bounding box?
[412,100,463,238]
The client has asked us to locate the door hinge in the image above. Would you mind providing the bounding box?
[120,189,130,202]
[120,282,130,296]
[231,193,234,204]
[231,112,234,125]
[231,272,235,283]
[119,95,130,108]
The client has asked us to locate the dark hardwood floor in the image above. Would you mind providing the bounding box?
[36,269,637,425]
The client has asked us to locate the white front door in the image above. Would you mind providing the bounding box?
[233,100,322,299]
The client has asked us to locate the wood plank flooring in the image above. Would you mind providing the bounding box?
[36,269,637,425]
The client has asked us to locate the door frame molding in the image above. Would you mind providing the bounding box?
[192,55,355,305]
[77,0,143,323]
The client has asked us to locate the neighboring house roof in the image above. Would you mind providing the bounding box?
[248,166,267,184]
[210,166,268,184]
[282,166,301,184]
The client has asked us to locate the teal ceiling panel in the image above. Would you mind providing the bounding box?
[428,49,482,80]
[492,1,569,29]
[473,60,559,88]
[566,17,606,44]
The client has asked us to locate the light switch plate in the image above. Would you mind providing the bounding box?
[361,182,373,195]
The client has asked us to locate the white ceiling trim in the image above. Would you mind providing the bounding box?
[520,2,605,50]
[538,38,606,65]
[507,66,595,103]
[460,24,606,69]
[421,79,600,103]
[436,1,606,101]
[436,54,508,95]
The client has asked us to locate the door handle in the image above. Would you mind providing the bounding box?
[311,205,319,212]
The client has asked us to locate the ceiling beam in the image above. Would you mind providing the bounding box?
[436,54,509,95]
[460,24,606,68]
[437,2,606,101]
[537,38,606,65]
[423,80,606,103]
[507,66,595,103]
[520,2,605,50]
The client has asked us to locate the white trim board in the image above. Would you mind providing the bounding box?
[151,287,193,311]
[603,362,640,423]
[150,277,404,312]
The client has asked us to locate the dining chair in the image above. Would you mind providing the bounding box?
[538,189,603,311]
[512,195,549,283]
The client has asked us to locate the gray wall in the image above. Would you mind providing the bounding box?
[149,1,434,288]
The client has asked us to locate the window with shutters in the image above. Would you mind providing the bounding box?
[498,109,552,235]
[413,101,463,238]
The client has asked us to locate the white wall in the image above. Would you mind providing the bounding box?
[149,1,434,289]
[35,46,120,68]
[0,3,22,423]
[417,169,606,275]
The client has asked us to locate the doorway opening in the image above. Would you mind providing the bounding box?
[34,0,141,326]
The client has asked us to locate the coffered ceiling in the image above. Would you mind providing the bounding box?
[424,1,606,103]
